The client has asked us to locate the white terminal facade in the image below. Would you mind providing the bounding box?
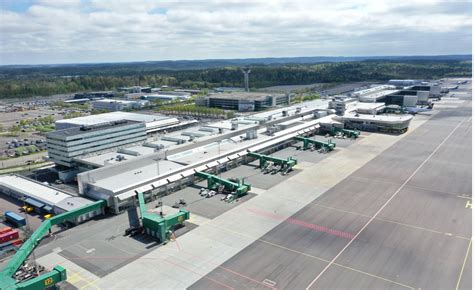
[40,82,442,214]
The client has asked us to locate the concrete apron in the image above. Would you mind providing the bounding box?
[40,112,437,290]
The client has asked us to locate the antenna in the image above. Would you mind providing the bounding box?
[241,68,251,92]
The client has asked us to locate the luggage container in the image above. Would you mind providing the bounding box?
[0,227,13,235]
[0,238,22,249]
[4,211,26,227]
[0,230,19,244]
[11,239,23,246]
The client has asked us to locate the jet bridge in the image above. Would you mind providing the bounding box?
[0,200,105,290]
[327,127,360,139]
[136,191,189,243]
[247,152,297,175]
[194,171,251,199]
[294,136,336,152]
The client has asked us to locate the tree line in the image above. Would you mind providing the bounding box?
[0,60,471,98]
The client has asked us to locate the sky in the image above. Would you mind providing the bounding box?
[0,0,472,65]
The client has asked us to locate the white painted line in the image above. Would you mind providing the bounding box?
[262,279,277,287]
[86,248,96,254]
[305,117,467,290]
[52,247,62,253]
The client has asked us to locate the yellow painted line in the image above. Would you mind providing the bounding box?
[67,271,87,285]
[68,275,86,284]
[67,267,89,282]
[310,203,471,241]
[210,224,414,290]
[455,239,472,290]
[80,277,101,290]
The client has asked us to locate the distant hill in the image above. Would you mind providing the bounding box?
[0,56,471,98]
[1,54,471,73]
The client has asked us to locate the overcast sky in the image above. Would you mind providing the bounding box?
[0,0,472,65]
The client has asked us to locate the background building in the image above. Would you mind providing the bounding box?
[197,92,290,111]
[92,99,149,111]
[352,85,400,103]
[74,91,114,100]
[353,84,437,107]
[388,79,421,87]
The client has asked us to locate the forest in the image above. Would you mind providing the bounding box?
[0,57,471,99]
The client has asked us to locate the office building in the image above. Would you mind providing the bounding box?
[197,92,289,111]
[47,120,147,168]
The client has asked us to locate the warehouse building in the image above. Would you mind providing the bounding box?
[92,99,149,111]
[0,175,102,224]
[47,120,147,168]
[197,92,290,111]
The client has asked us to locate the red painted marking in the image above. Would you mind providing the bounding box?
[172,232,181,251]
[247,208,355,239]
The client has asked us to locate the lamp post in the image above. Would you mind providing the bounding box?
[217,141,222,178]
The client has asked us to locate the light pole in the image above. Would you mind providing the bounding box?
[217,141,222,178]
[154,149,161,177]
[154,157,161,176]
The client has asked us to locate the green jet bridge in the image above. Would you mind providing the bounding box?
[0,200,105,290]
[194,171,251,200]
[247,152,297,175]
[136,191,190,242]
[294,136,336,152]
[327,127,360,139]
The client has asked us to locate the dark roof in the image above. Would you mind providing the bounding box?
[24,198,45,208]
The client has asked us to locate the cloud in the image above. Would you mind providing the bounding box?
[0,0,471,64]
